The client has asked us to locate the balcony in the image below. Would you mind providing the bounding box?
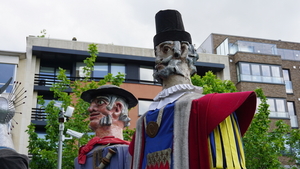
[31,108,47,126]
[34,74,159,90]
[278,48,300,61]
[216,38,278,56]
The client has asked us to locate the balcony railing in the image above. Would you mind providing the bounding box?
[34,74,160,88]
[31,108,47,121]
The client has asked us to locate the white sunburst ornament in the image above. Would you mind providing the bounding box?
[0,77,26,149]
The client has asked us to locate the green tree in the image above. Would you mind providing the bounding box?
[26,43,128,169]
[243,88,290,169]
[284,127,300,168]
[191,71,237,94]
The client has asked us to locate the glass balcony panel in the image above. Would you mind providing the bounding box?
[285,81,293,93]
[269,111,289,118]
[290,115,299,128]
[269,112,276,117]
[240,74,251,81]
[229,43,238,54]
[262,77,272,83]
[277,48,284,57]
[293,50,300,61]
[236,40,277,55]
[284,49,294,60]
[277,112,289,118]
[272,77,284,84]
[251,75,262,82]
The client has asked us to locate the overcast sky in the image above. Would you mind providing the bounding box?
[1,0,300,52]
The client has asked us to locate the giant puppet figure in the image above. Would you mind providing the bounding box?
[0,78,29,169]
[129,10,257,169]
[75,85,138,169]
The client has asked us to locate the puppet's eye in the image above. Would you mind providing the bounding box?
[162,46,172,53]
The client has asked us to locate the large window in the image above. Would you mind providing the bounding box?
[139,66,154,83]
[256,98,297,120]
[0,63,16,93]
[111,63,125,77]
[267,98,288,118]
[39,66,70,86]
[237,62,283,84]
[76,62,125,79]
[93,63,108,78]
[138,100,152,116]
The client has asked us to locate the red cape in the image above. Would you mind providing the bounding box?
[189,91,256,169]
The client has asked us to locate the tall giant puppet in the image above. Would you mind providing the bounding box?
[75,85,138,169]
[129,9,257,169]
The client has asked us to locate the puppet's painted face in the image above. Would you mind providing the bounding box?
[87,95,123,131]
[153,41,196,83]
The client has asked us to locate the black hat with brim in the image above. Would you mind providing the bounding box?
[81,85,138,109]
[153,9,192,47]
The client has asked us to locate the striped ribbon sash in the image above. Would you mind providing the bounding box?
[208,113,246,169]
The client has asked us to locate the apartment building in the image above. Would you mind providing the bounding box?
[0,36,228,154]
[198,33,300,130]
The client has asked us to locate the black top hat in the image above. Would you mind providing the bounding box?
[153,9,192,47]
[81,85,138,109]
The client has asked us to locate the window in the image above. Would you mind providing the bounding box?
[40,66,55,87]
[93,63,108,78]
[287,102,298,128]
[111,63,125,77]
[282,69,293,94]
[76,62,125,79]
[36,131,46,139]
[138,100,152,116]
[267,98,288,118]
[237,62,284,84]
[76,62,89,78]
[139,66,154,83]
[39,66,71,86]
[0,63,16,93]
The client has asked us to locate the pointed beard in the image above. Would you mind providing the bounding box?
[99,114,112,126]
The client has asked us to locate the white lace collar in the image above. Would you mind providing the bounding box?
[149,84,203,110]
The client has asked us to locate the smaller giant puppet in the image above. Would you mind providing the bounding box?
[129,9,257,169]
[74,85,138,169]
[0,77,29,169]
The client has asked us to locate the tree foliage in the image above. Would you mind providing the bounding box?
[26,43,128,169]
[243,88,289,169]
[191,71,237,94]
